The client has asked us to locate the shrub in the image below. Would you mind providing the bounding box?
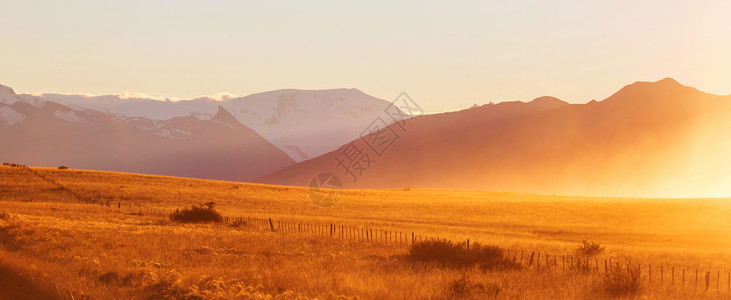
[577,240,604,256]
[57,165,68,170]
[446,275,500,299]
[98,271,122,284]
[170,202,222,223]
[603,264,643,297]
[406,239,520,270]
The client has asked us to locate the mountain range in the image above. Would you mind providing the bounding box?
[4,78,730,197]
[0,85,294,181]
[258,78,731,198]
[36,88,397,161]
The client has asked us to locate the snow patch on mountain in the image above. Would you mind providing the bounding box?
[20,87,399,161]
[279,145,309,161]
[0,106,26,125]
[53,110,87,123]
[0,85,17,105]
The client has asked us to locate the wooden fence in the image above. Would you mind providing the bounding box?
[4,162,730,294]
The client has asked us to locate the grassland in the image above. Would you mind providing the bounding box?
[2,165,731,299]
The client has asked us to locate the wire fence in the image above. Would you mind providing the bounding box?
[3,162,730,294]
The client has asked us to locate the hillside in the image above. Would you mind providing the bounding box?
[35,88,398,161]
[0,86,294,181]
[4,165,731,298]
[3,164,731,253]
[2,165,731,299]
[259,78,731,198]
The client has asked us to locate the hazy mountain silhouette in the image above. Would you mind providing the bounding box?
[258,78,731,198]
[0,85,294,181]
[36,88,397,161]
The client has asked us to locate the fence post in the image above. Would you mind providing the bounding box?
[268,218,275,232]
[570,257,573,270]
[466,239,470,250]
[330,224,333,236]
[528,252,535,267]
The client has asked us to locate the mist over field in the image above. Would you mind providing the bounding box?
[2,1,731,299]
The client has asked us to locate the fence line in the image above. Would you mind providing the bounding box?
[3,162,729,294]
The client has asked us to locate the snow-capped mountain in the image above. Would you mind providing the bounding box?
[259,78,731,198]
[0,84,294,181]
[35,88,400,161]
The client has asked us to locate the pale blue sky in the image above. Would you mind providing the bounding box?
[1,0,730,112]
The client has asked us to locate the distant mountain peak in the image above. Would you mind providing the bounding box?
[211,105,239,125]
[604,77,703,105]
[528,96,569,108]
[626,77,685,90]
[0,84,19,105]
[0,84,15,94]
[656,77,682,86]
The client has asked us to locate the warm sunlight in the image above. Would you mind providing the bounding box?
[2,1,731,299]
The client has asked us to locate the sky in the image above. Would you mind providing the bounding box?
[1,0,730,113]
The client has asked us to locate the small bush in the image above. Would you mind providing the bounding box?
[406,239,520,270]
[98,271,122,284]
[170,202,222,223]
[446,275,500,299]
[603,264,643,297]
[577,240,604,256]
[57,165,68,170]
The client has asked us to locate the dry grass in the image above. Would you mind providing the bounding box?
[577,240,605,256]
[169,203,223,223]
[2,165,731,299]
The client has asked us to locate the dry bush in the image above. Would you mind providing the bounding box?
[576,240,604,256]
[446,274,500,299]
[406,239,520,270]
[603,264,643,297]
[57,165,69,170]
[170,202,222,223]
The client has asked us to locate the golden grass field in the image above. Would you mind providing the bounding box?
[2,165,731,299]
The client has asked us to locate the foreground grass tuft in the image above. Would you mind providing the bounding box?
[446,274,501,299]
[603,264,643,297]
